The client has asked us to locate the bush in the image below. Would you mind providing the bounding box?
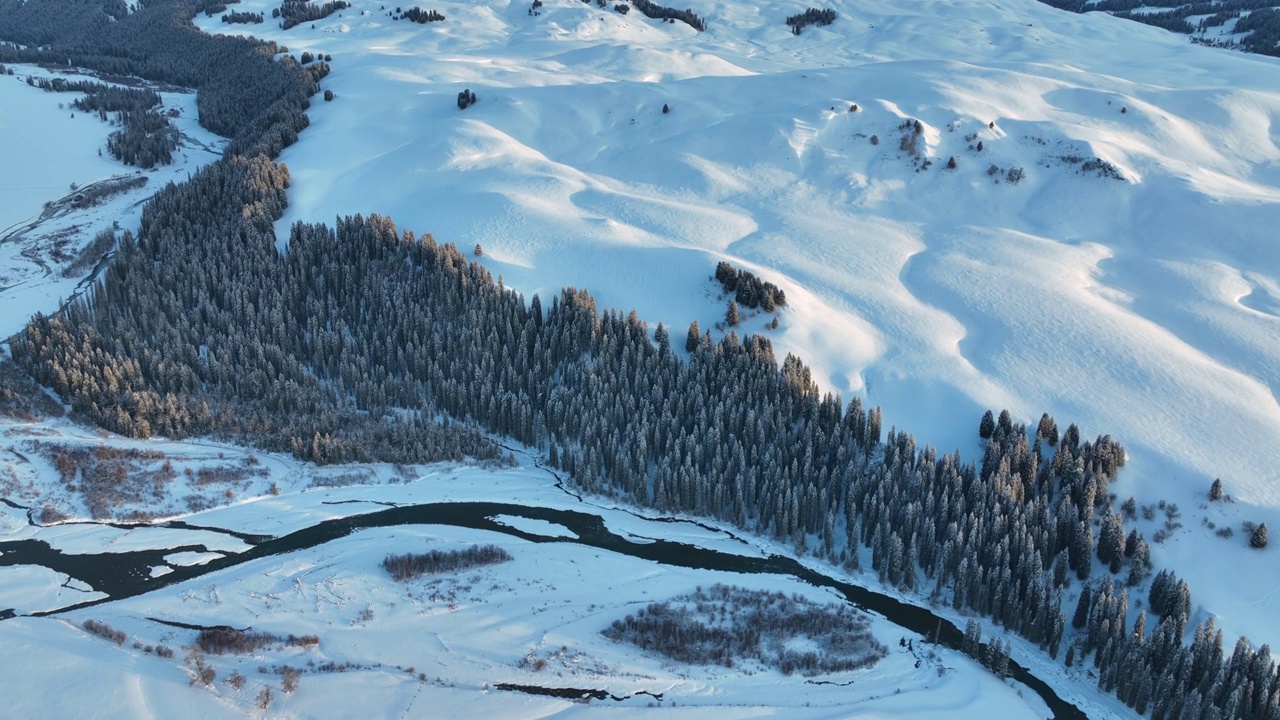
[197,628,280,655]
[602,584,887,675]
[382,545,512,582]
[82,619,126,645]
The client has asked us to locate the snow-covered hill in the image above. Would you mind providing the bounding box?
[187,0,1280,646]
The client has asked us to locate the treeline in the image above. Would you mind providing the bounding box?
[396,7,444,23]
[276,0,349,30]
[5,2,1280,717]
[715,261,786,312]
[26,77,178,168]
[1037,0,1280,58]
[785,7,835,35]
[222,9,263,23]
[0,0,328,159]
[628,0,704,31]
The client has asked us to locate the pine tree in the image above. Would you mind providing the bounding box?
[1209,478,1223,501]
[979,410,995,439]
[685,320,700,352]
[654,322,670,355]
[726,300,739,326]
[1251,523,1268,549]
[1073,584,1091,629]
[1037,412,1058,445]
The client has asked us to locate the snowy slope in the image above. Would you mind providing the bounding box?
[184,0,1280,646]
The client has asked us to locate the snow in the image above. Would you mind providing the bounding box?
[1,0,1279,714]
[184,0,1280,651]
[0,565,108,614]
[161,551,223,567]
[489,514,579,539]
[0,461,1057,719]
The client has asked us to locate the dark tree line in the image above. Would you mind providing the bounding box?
[382,545,511,581]
[222,10,263,23]
[1038,0,1280,58]
[396,7,444,23]
[715,261,787,312]
[4,2,1280,717]
[785,7,835,35]
[276,0,349,29]
[0,0,329,159]
[627,0,704,31]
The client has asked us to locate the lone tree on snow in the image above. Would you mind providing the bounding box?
[1251,523,1268,549]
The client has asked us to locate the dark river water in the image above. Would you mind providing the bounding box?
[0,500,1082,719]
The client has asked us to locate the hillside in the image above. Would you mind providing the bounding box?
[191,0,1280,646]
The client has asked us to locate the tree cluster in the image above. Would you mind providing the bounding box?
[785,7,835,35]
[222,9,262,23]
[714,261,787,312]
[381,545,512,581]
[1037,0,1280,58]
[627,0,704,31]
[0,0,327,160]
[395,6,444,22]
[457,88,477,109]
[276,0,349,30]
[27,77,179,168]
[603,584,887,674]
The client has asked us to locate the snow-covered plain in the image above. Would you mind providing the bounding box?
[188,0,1280,649]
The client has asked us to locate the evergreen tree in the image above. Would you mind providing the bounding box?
[685,320,700,352]
[1251,523,1268,549]
[1209,478,1223,501]
[1037,412,1058,445]
[1073,584,1091,629]
[979,410,995,439]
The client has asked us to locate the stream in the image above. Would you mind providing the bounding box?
[0,500,1084,719]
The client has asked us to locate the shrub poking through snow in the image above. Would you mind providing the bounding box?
[602,584,888,675]
[382,545,512,581]
[83,619,126,645]
[195,628,318,655]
